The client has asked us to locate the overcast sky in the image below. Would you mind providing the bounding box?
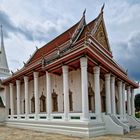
[0,0,140,84]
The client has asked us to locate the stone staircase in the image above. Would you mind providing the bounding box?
[122,119,136,131]
[109,114,129,134]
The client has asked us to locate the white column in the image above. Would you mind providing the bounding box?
[105,73,111,114]
[111,76,116,114]
[94,66,101,120]
[118,81,123,115]
[16,80,21,117]
[24,76,29,117]
[127,86,131,115]
[46,71,52,119]
[62,65,69,120]
[9,83,14,116]
[4,85,9,117]
[34,72,39,118]
[122,83,126,116]
[80,57,89,121]
[131,88,135,116]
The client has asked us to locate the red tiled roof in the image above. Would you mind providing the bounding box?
[27,18,96,65]
[27,22,79,65]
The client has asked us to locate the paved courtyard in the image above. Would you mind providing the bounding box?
[0,126,140,140]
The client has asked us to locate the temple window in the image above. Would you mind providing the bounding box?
[52,89,58,112]
[101,87,106,112]
[69,90,73,111]
[88,82,94,112]
[40,93,46,112]
[31,95,35,113]
[23,99,25,114]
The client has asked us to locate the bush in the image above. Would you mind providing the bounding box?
[135,112,140,118]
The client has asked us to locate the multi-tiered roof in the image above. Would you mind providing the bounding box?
[2,6,138,88]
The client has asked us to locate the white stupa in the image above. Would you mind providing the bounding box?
[0,25,10,79]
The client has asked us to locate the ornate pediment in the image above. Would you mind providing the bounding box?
[94,21,110,52]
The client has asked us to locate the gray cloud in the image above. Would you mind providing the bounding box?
[0,10,60,42]
[112,32,140,81]
[0,10,17,37]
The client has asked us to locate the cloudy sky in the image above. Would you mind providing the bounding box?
[0,0,140,83]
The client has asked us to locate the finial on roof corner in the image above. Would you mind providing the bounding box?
[23,61,26,66]
[36,46,38,50]
[101,3,105,13]
[83,9,86,16]
[11,70,14,75]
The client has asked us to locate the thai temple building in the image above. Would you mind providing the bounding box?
[1,6,140,137]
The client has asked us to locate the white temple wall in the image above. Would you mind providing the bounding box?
[69,69,82,112]
[88,72,94,90]
[9,69,116,115]
[51,73,63,112]
[38,75,46,113]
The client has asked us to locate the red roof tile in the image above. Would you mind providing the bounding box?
[27,22,79,65]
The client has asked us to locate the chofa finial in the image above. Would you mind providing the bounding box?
[83,9,86,16]
[101,3,105,13]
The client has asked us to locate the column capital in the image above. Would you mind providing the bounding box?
[127,86,131,91]
[33,72,39,78]
[131,88,134,93]
[80,57,87,67]
[62,65,68,74]
[93,66,100,74]
[9,83,13,87]
[122,82,126,86]
[16,80,20,85]
[118,81,122,87]
[111,76,115,83]
[46,71,49,74]
[24,76,29,82]
[105,73,110,80]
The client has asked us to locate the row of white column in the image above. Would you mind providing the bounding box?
[9,72,40,118]
[105,74,135,117]
[8,57,135,121]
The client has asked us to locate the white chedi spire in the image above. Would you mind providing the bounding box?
[0,25,10,79]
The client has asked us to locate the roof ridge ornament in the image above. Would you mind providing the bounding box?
[101,3,105,13]
[90,4,105,36]
[70,9,86,45]
[83,8,86,16]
